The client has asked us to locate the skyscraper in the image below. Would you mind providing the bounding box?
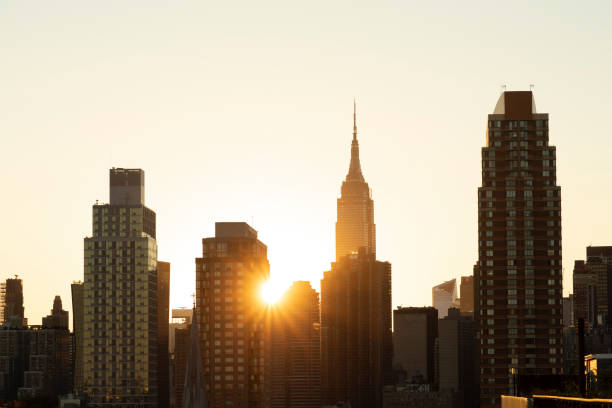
[433,279,458,319]
[4,277,25,327]
[158,261,170,408]
[71,281,84,394]
[335,102,375,261]
[572,260,597,328]
[182,308,206,408]
[42,296,69,329]
[476,91,563,407]
[83,168,159,407]
[392,307,438,384]
[321,250,392,408]
[269,281,321,408]
[195,222,269,408]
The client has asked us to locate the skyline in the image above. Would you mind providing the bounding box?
[3,1,612,324]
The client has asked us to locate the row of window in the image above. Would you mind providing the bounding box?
[489,120,548,128]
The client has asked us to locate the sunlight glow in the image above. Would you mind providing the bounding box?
[260,280,288,304]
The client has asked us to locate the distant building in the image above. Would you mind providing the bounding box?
[321,250,392,408]
[170,308,193,408]
[433,279,458,319]
[4,277,25,327]
[393,307,438,384]
[182,308,206,408]
[477,91,563,407]
[383,384,455,408]
[459,276,474,315]
[0,328,30,401]
[173,324,190,408]
[42,296,69,329]
[574,247,612,328]
[438,308,477,408]
[70,281,84,394]
[196,222,269,408]
[83,168,159,407]
[270,281,321,408]
[573,260,597,328]
[335,102,376,261]
[158,261,170,408]
[563,296,575,327]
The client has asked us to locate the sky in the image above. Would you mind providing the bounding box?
[2,1,612,326]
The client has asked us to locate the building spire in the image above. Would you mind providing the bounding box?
[346,100,364,182]
[353,99,357,141]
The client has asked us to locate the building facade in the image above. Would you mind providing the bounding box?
[573,246,612,328]
[83,168,159,407]
[438,308,477,408]
[269,281,321,408]
[476,91,563,407]
[195,222,269,408]
[4,277,25,327]
[335,103,375,261]
[42,296,69,329]
[459,276,474,315]
[321,251,392,408]
[392,307,438,384]
[157,261,170,408]
[71,281,84,394]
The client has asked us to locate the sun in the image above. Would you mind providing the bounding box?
[260,280,287,305]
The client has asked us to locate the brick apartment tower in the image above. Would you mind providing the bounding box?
[83,168,159,407]
[573,246,612,328]
[196,222,269,408]
[269,281,321,408]
[335,102,375,261]
[4,277,25,326]
[476,91,563,407]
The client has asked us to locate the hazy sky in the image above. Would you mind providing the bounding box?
[2,1,612,325]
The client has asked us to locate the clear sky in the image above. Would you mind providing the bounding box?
[2,1,612,325]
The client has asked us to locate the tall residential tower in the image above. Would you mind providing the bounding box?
[83,168,159,407]
[476,92,563,407]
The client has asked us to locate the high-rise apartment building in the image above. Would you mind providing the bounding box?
[573,246,612,328]
[83,168,159,407]
[269,281,321,408]
[392,307,438,384]
[71,281,84,394]
[476,91,563,407]
[321,250,392,408]
[433,279,458,319]
[460,276,474,314]
[4,277,25,327]
[335,103,375,261]
[196,222,269,408]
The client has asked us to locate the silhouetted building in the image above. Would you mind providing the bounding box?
[564,295,575,328]
[182,309,206,408]
[170,308,193,355]
[0,328,30,401]
[393,307,438,384]
[476,91,563,407]
[4,277,25,327]
[70,281,84,394]
[19,324,72,401]
[321,250,392,408]
[573,260,597,329]
[335,102,375,261]
[196,222,269,408]
[439,308,477,408]
[269,281,321,408]
[42,296,69,329]
[158,261,170,408]
[174,324,190,408]
[83,168,159,407]
[433,279,458,319]
[459,276,474,315]
[573,247,612,328]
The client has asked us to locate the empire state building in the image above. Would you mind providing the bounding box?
[335,102,376,261]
